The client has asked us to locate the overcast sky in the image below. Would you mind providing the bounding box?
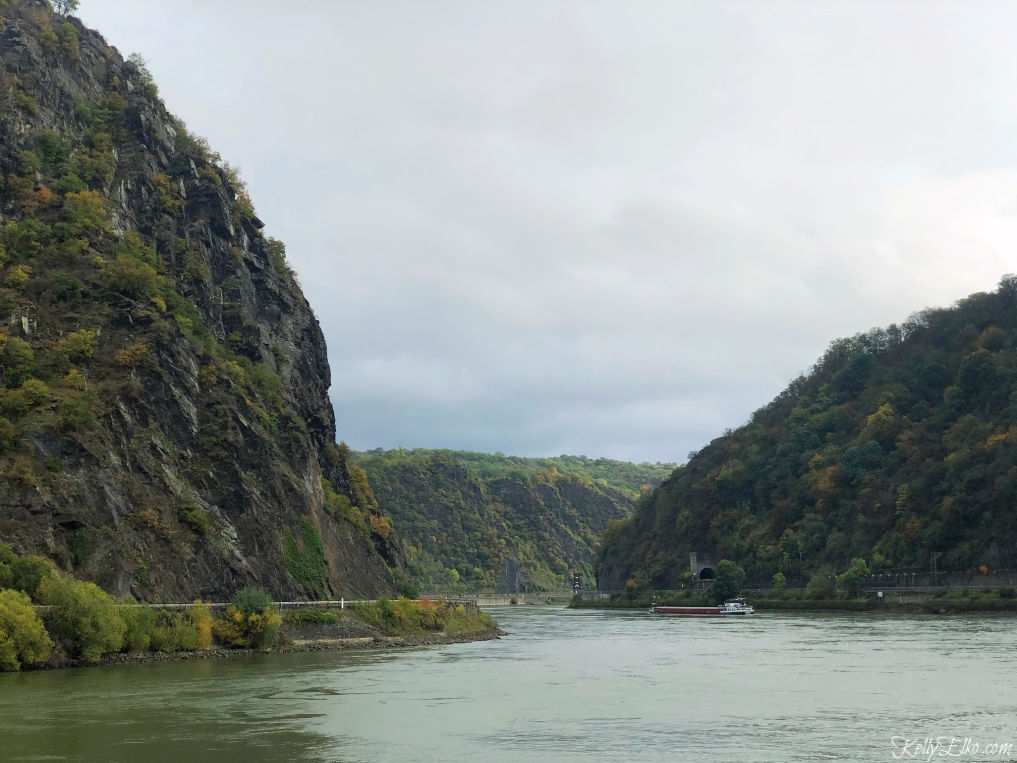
[78,1,1017,463]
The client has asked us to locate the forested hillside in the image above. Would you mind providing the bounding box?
[0,0,402,600]
[598,277,1017,589]
[356,449,675,591]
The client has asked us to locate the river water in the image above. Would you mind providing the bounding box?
[1,607,1015,762]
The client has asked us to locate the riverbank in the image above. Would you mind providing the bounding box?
[570,589,1017,614]
[1,589,503,673]
[91,624,503,670]
[37,612,504,671]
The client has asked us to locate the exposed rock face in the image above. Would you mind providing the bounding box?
[0,1,402,600]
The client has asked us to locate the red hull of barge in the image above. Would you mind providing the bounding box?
[650,606,727,616]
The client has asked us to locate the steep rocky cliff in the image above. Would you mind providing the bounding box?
[0,0,402,600]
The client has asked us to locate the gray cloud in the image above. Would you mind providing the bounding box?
[79,1,1017,462]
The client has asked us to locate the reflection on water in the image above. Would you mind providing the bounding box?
[1,608,1016,761]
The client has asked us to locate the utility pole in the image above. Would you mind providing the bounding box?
[931,552,942,588]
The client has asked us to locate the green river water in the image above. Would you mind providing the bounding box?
[0,606,1015,762]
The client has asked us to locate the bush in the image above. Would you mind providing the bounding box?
[57,329,97,362]
[67,530,90,568]
[837,558,870,598]
[806,567,837,600]
[150,611,198,652]
[4,337,35,387]
[37,575,126,662]
[56,391,97,432]
[232,586,273,616]
[391,568,420,599]
[0,589,53,671]
[115,341,149,367]
[120,605,156,651]
[179,504,210,535]
[50,272,85,302]
[8,456,38,488]
[0,542,14,588]
[4,264,31,289]
[212,605,281,649]
[11,555,55,599]
[771,571,787,593]
[212,588,281,648]
[0,418,14,452]
[150,172,183,214]
[104,254,161,300]
[187,601,212,649]
[350,597,495,635]
[19,378,49,407]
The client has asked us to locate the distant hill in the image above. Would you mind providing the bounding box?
[355,449,676,592]
[598,277,1017,590]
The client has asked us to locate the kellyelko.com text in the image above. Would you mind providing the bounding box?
[890,737,1014,760]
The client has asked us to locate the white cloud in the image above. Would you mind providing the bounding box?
[78,1,1017,462]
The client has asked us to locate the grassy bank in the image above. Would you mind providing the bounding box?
[921,588,1017,612]
[751,598,876,611]
[349,597,498,636]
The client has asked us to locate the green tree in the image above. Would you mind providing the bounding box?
[0,589,53,671]
[806,566,837,600]
[231,586,273,616]
[37,575,126,662]
[838,557,870,598]
[11,555,55,599]
[187,601,213,649]
[0,542,14,588]
[771,571,787,592]
[712,560,746,603]
[149,611,198,652]
[120,604,155,651]
[4,337,35,388]
[57,329,97,362]
[212,592,281,649]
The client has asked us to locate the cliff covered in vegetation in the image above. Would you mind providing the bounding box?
[598,276,1017,590]
[0,0,402,600]
[356,449,674,591]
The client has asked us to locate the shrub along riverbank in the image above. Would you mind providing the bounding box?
[0,542,499,672]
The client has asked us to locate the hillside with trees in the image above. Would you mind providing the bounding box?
[597,276,1017,590]
[355,449,675,592]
